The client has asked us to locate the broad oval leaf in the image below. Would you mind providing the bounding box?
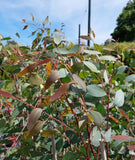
[103,70,109,84]
[44,70,59,90]
[89,110,104,127]
[72,74,86,92]
[83,61,100,73]
[27,108,42,130]
[71,62,84,72]
[29,73,43,85]
[116,66,127,75]
[113,89,124,107]
[84,49,101,55]
[99,55,116,61]
[41,129,56,137]
[54,32,61,45]
[49,83,69,102]
[90,126,101,147]
[104,128,111,142]
[87,84,106,97]
[125,74,135,82]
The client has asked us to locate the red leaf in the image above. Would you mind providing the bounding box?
[53,61,58,70]
[37,58,51,66]
[22,19,26,23]
[111,135,132,141]
[119,108,130,123]
[23,25,28,30]
[49,83,69,102]
[0,90,16,99]
[128,145,135,150]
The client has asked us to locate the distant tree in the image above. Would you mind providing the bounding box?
[111,0,135,42]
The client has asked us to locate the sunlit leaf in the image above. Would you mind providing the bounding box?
[72,74,86,92]
[78,115,88,130]
[29,73,43,85]
[54,32,61,45]
[109,115,120,123]
[87,113,93,122]
[103,70,109,84]
[92,30,95,38]
[87,84,106,97]
[90,126,101,147]
[41,129,56,137]
[114,89,124,107]
[89,110,104,127]
[80,35,91,40]
[46,61,51,75]
[39,96,52,107]
[116,66,127,75]
[83,61,100,73]
[44,70,59,90]
[27,108,42,130]
[99,55,116,61]
[125,74,135,82]
[61,107,72,117]
[84,50,101,55]
[30,13,34,21]
[104,128,112,142]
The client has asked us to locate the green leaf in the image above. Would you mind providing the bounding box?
[15,32,20,38]
[99,55,116,61]
[84,49,101,55]
[104,128,112,142]
[103,70,109,84]
[89,110,104,127]
[125,74,135,82]
[54,32,61,45]
[71,62,84,72]
[116,66,127,75]
[91,126,101,147]
[79,71,90,79]
[62,152,76,160]
[83,61,100,73]
[114,89,124,107]
[0,119,6,133]
[87,84,106,97]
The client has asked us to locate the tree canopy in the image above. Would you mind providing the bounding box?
[111,0,135,42]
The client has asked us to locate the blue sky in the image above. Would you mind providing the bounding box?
[0,0,129,46]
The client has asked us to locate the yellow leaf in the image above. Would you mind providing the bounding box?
[61,107,72,117]
[29,73,43,85]
[39,96,52,107]
[70,42,74,48]
[87,113,93,123]
[41,129,55,137]
[6,99,15,109]
[92,30,95,38]
[46,62,51,75]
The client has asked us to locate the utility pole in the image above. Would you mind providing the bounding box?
[78,24,81,45]
[87,0,91,46]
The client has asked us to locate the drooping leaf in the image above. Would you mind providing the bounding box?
[46,61,52,75]
[15,32,20,38]
[17,63,37,78]
[109,115,120,123]
[111,135,132,141]
[83,61,100,73]
[30,13,34,21]
[72,74,86,92]
[103,70,109,84]
[27,108,42,130]
[61,107,72,117]
[41,129,56,137]
[89,110,104,127]
[113,89,124,107]
[50,83,69,102]
[90,126,101,147]
[87,84,106,97]
[99,55,116,61]
[118,108,130,123]
[44,70,59,90]
[25,121,45,139]
[125,74,135,82]
[54,32,61,45]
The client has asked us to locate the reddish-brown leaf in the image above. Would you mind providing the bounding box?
[22,19,26,23]
[0,90,16,99]
[6,99,15,108]
[109,115,120,123]
[30,13,34,21]
[17,63,37,78]
[49,83,69,102]
[53,61,58,70]
[23,25,28,30]
[111,135,132,141]
[37,58,51,66]
[128,145,135,150]
[119,108,130,123]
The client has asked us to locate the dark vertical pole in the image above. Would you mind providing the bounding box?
[87,0,91,46]
[78,24,81,45]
